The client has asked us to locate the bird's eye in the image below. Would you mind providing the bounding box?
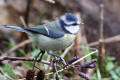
[72,23,77,26]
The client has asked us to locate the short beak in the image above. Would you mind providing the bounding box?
[80,22,84,25]
[77,21,84,25]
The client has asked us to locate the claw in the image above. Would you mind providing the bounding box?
[47,50,67,67]
[59,56,66,65]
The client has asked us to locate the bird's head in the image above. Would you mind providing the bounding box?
[58,13,84,34]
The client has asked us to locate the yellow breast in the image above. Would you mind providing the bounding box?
[31,34,76,51]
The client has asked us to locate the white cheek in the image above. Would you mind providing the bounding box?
[65,25,79,34]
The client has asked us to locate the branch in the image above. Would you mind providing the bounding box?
[0,56,50,65]
[88,35,120,47]
[61,43,74,58]
[72,49,98,65]
[4,39,32,56]
[0,69,14,80]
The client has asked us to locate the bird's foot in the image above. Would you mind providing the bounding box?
[58,56,67,66]
[49,56,68,69]
[47,50,67,67]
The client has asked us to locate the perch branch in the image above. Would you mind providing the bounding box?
[46,49,98,75]
[0,56,50,65]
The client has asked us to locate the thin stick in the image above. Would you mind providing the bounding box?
[53,62,59,80]
[61,43,74,58]
[4,39,32,56]
[99,4,104,39]
[0,69,14,80]
[88,35,120,47]
[0,56,50,65]
[24,0,33,25]
[98,3,105,74]
[72,49,98,64]
[20,16,27,28]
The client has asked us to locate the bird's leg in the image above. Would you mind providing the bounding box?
[38,50,45,62]
[47,50,59,57]
[32,50,45,70]
[47,50,67,66]
[32,51,41,70]
[59,56,67,66]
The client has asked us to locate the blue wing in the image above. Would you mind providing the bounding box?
[4,25,64,38]
[25,26,64,38]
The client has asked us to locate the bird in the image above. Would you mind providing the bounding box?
[4,13,83,64]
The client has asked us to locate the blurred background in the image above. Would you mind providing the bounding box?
[0,0,120,80]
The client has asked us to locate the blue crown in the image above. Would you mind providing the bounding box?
[65,13,78,21]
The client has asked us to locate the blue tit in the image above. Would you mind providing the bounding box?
[4,13,83,51]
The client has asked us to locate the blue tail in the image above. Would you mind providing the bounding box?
[4,25,28,33]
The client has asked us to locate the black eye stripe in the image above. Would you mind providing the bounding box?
[72,23,77,25]
[66,23,78,27]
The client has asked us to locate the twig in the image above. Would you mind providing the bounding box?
[19,0,34,52]
[4,39,32,56]
[98,3,105,73]
[72,49,98,65]
[0,69,14,80]
[88,35,120,46]
[99,4,104,39]
[24,0,33,25]
[61,43,74,58]
[53,62,59,80]
[20,16,27,28]
[0,56,50,65]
